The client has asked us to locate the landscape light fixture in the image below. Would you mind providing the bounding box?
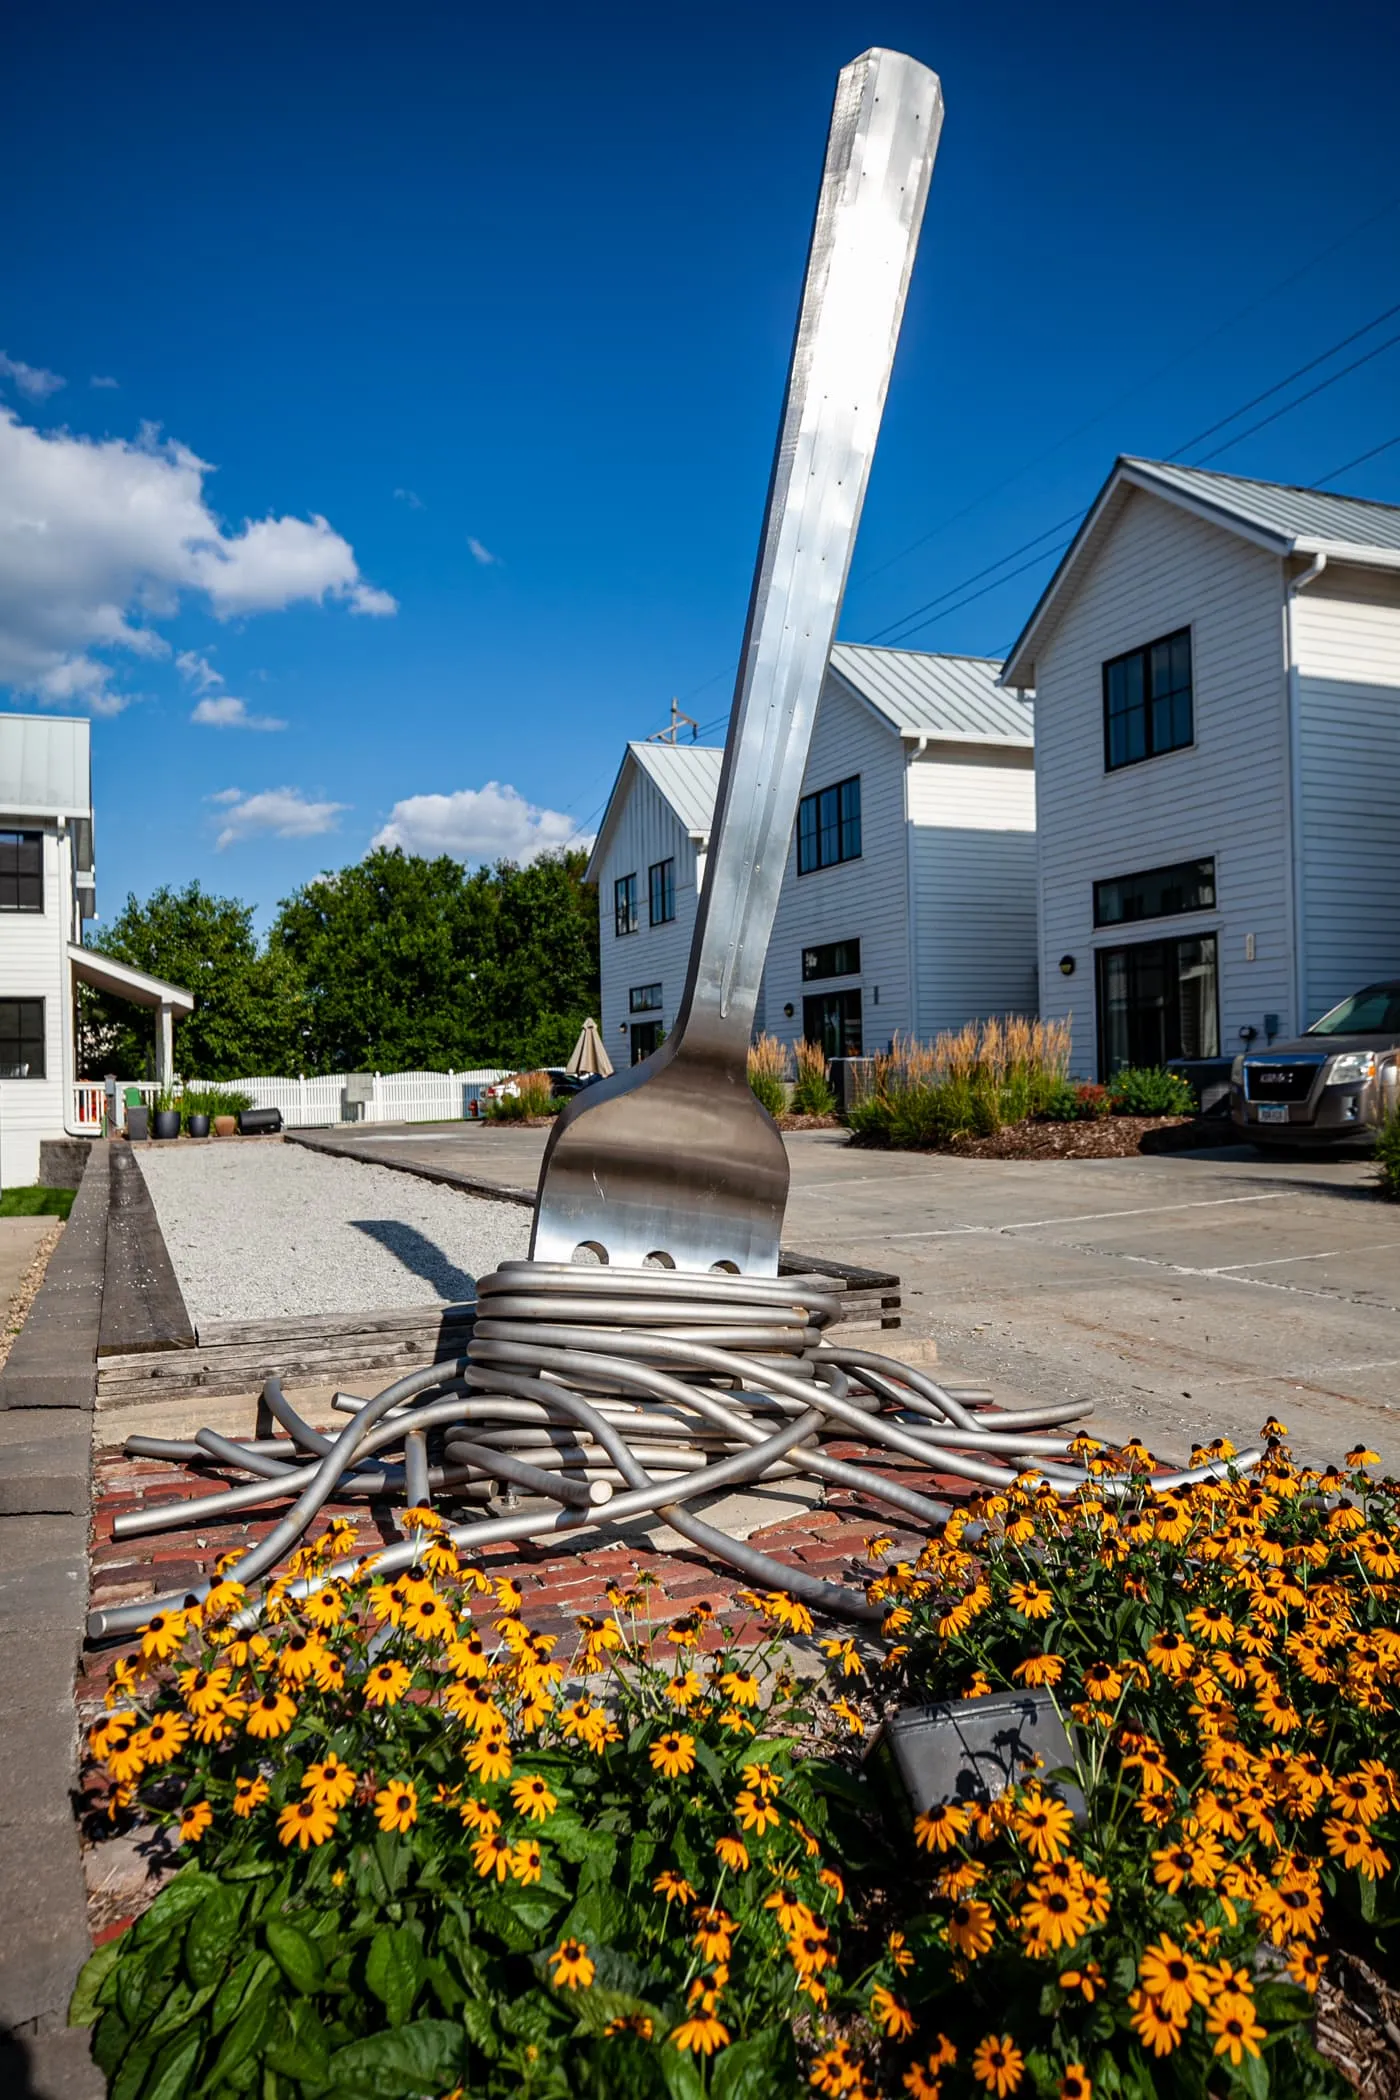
[1059,954,1076,976]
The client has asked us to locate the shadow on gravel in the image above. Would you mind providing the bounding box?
[349,1219,478,1301]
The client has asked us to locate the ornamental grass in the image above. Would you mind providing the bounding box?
[75,1428,1400,2098]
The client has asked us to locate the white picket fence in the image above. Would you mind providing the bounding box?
[113,1068,512,1131]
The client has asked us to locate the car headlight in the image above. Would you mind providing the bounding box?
[1230,1055,1244,1084]
[1326,1051,1377,1085]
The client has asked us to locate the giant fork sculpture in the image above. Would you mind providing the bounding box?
[89,52,1258,1645]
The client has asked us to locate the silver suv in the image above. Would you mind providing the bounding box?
[1231,981,1400,1146]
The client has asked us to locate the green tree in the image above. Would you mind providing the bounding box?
[79,883,308,1079]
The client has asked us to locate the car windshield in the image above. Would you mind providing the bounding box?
[1306,986,1400,1036]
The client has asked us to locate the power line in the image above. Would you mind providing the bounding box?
[873,537,1075,649]
[844,193,1400,598]
[866,513,1083,647]
[1314,432,1400,486]
[1170,298,1400,457]
[1191,325,1400,466]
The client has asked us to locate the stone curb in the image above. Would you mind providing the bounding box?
[0,1143,106,2096]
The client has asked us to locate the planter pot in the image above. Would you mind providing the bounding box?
[152,1109,181,1141]
[213,1116,237,1138]
[126,1104,149,1142]
[186,1113,211,1138]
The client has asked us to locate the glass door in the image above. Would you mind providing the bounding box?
[1096,935,1217,1074]
[802,988,863,1059]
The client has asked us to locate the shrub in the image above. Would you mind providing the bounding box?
[486,1072,556,1120]
[180,1086,255,1125]
[791,1040,837,1117]
[747,1034,790,1117]
[848,1019,1074,1147]
[1377,1104,1400,1200]
[1037,1080,1111,1123]
[1108,1066,1197,1117]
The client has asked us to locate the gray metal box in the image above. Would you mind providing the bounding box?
[874,1690,1085,1821]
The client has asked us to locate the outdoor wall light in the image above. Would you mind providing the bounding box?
[783,1002,794,1018]
[619,1021,628,1033]
[1059,955,1076,976]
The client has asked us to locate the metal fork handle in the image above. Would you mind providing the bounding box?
[672,48,942,1066]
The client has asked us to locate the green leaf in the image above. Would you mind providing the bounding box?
[693,1739,727,1790]
[211,1951,274,2038]
[69,1937,125,2027]
[131,1867,211,1946]
[204,1974,275,2087]
[659,2049,706,2100]
[143,2028,205,2100]
[325,2018,466,2097]
[186,1881,247,1989]
[364,1925,423,2027]
[711,2026,796,2100]
[1362,1867,1379,1923]
[265,1999,333,2089]
[266,1921,325,1997]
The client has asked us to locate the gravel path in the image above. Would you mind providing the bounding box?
[136,1140,531,1324]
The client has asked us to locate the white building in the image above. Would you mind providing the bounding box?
[0,715,193,1185]
[1001,457,1400,1077]
[587,646,1037,1068]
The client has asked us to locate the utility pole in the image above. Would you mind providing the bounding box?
[647,699,700,745]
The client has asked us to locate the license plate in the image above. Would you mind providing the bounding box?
[1258,1105,1289,1125]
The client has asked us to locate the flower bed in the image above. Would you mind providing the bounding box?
[74,1428,1400,2097]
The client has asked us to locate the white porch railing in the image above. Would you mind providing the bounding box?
[72,1082,107,1134]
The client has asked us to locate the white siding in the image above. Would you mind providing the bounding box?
[766,674,909,1057]
[0,828,69,1183]
[594,763,702,1065]
[1033,489,1292,1076]
[1294,565,1400,1020]
[906,746,1038,1034]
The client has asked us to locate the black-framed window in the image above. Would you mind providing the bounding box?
[1094,857,1215,929]
[797,775,861,875]
[802,937,861,982]
[629,983,662,1014]
[1096,934,1218,1075]
[0,832,43,913]
[614,873,638,937]
[803,988,862,1060]
[630,1021,662,1064]
[0,999,45,1078]
[648,858,675,926]
[1103,628,1193,771]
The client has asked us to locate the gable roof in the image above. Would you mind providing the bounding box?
[583,741,723,883]
[1001,455,1400,689]
[0,713,91,819]
[829,642,1031,745]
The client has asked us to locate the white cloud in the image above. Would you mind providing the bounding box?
[90,375,119,390]
[371,781,585,865]
[0,405,396,712]
[394,487,423,509]
[212,785,346,849]
[175,648,222,694]
[191,695,286,731]
[467,536,501,566]
[0,352,65,401]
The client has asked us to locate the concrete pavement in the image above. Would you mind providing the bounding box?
[295,1122,1397,1473]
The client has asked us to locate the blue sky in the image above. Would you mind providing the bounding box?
[4,0,1398,926]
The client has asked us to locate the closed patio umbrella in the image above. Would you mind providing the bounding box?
[565,1017,614,1078]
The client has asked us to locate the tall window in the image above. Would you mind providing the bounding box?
[0,999,45,1078]
[0,833,42,913]
[802,938,860,981]
[1094,857,1215,928]
[629,983,662,1013]
[1096,935,1218,1075]
[648,858,675,925]
[797,776,861,875]
[1103,628,1193,771]
[614,873,638,937]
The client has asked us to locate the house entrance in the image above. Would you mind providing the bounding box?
[1095,934,1218,1075]
[802,988,863,1060]
[630,1021,663,1064]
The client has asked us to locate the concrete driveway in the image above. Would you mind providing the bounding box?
[291,1123,1398,1473]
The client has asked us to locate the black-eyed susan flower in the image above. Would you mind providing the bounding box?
[546,1938,594,1990]
[1081,1660,1122,1702]
[1013,1789,1073,1862]
[1007,1581,1053,1621]
[245,1689,296,1740]
[176,1665,232,1715]
[602,2013,653,2039]
[947,1898,996,1959]
[465,1730,512,1783]
[446,1632,490,1679]
[652,1868,695,1905]
[714,1835,749,1873]
[692,1906,736,1962]
[1012,1653,1064,1688]
[1058,1961,1104,2001]
[734,1787,780,1835]
[458,1797,501,1835]
[374,1779,418,1833]
[913,1800,969,1853]
[1206,1992,1266,2066]
[1138,1936,1211,2023]
[509,1838,543,1884]
[302,1754,356,1809]
[761,1592,814,1635]
[276,1798,337,1849]
[139,1612,187,1662]
[970,2033,1024,2094]
[509,1774,556,1823]
[869,1984,915,2039]
[362,1661,411,1708]
[1127,1991,1184,2057]
[1145,1629,1196,1679]
[1058,2066,1091,2100]
[1019,1882,1092,1952]
[649,1731,696,1778]
[179,1800,213,1843]
[1286,1943,1326,1992]
[670,2013,729,2055]
[471,1831,514,1881]
[134,1712,191,1765]
[820,1866,846,1905]
[232,1774,269,1817]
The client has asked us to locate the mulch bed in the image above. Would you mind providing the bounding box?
[945,1115,1193,1160]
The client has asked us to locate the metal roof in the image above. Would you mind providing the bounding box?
[1001,455,1400,689]
[829,643,1031,744]
[0,714,92,818]
[1122,457,1400,555]
[628,741,725,837]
